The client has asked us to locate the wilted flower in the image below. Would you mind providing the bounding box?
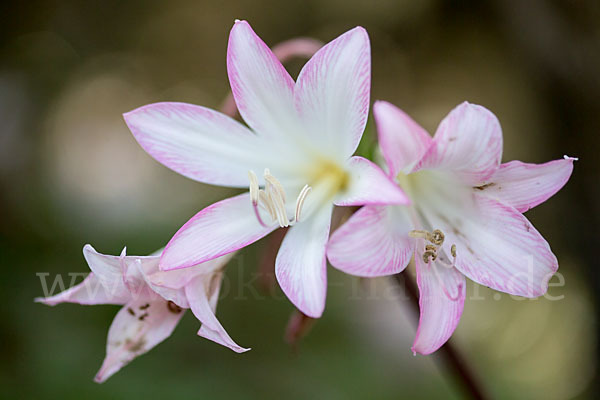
[37,245,247,382]
[124,20,408,318]
[327,101,575,354]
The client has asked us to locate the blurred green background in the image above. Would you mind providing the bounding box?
[0,0,598,398]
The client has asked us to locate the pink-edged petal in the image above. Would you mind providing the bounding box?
[412,241,466,355]
[334,156,409,206]
[327,205,413,277]
[124,102,268,187]
[294,27,370,159]
[413,102,503,185]
[227,20,297,139]
[185,274,250,353]
[35,273,125,306]
[476,157,575,213]
[94,298,184,383]
[143,253,236,309]
[161,193,277,271]
[426,194,558,297]
[275,204,332,318]
[373,101,432,176]
[82,245,131,302]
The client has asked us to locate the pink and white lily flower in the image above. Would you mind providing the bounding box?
[37,245,248,383]
[123,21,408,318]
[327,101,575,354]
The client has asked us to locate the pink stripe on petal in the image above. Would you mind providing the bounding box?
[373,101,432,176]
[414,102,503,185]
[185,275,250,353]
[227,20,297,139]
[425,194,558,298]
[275,204,332,318]
[161,193,277,271]
[479,157,575,212]
[294,27,371,159]
[334,156,409,206]
[327,205,413,277]
[412,242,466,355]
[124,102,267,187]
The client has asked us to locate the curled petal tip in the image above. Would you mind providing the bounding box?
[563,155,578,161]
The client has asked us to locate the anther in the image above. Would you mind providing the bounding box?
[451,244,457,258]
[430,229,445,246]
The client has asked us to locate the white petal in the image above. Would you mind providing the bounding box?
[82,245,131,302]
[227,20,297,139]
[35,273,125,306]
[477,158,575,212]
[294,27,371,159]
[185,274,250,353]
[424,194,558,297]
[334,156,409,206]
[161,193,277,270]
[413,102,503,185]
[275,204,332,318]
[94,298,184,383]
[124,102,272,187]
[373,101,432,176]
[412,242,466,355]
[327,205,413,277]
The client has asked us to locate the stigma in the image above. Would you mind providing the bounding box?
[248,169,312,228]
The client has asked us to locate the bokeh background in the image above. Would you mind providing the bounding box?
[1,0,598,398]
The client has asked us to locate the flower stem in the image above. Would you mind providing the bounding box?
[392,271,488,400]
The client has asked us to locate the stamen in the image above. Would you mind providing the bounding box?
[430,229,445,246]
[248,170,259,205]
[248,169,314,228]
[294,185,311,223]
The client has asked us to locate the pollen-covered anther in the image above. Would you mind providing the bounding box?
[248,169,311,228]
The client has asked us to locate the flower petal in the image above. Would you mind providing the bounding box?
[373,101,432,176]
[94,298,184,383]
[275,204,332,318]
[185,274,250,353]
[81,245,131,302]
[227,20,297,139]
[334,156,409,206]
[294,27,370,159]
[476,157,575,213]
[161,193,277,271]
[124,102,270,187]
[412,241,466,355]
[425,194,558,297]
[327,205,413,277]
[35,273,125,306]
[143,253,236,309]
[413,102,503,185]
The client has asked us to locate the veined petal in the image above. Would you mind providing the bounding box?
[275,204,332,318]
[373,101,432,176]
[295,27,370,159]
[35,273,125,306]
[124,102,268,187]
[412,242,466,355]
[334,157,409,206]
[82,245,131,302]
[414,102,503,185]
[94,298,184,383]
[142,253,236,309]
[476,157,575,213]
[185,274,250,353]
[161,193,277,271]
[327,205,413,277]
[425,194,558,297]
[227,20,297,139]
